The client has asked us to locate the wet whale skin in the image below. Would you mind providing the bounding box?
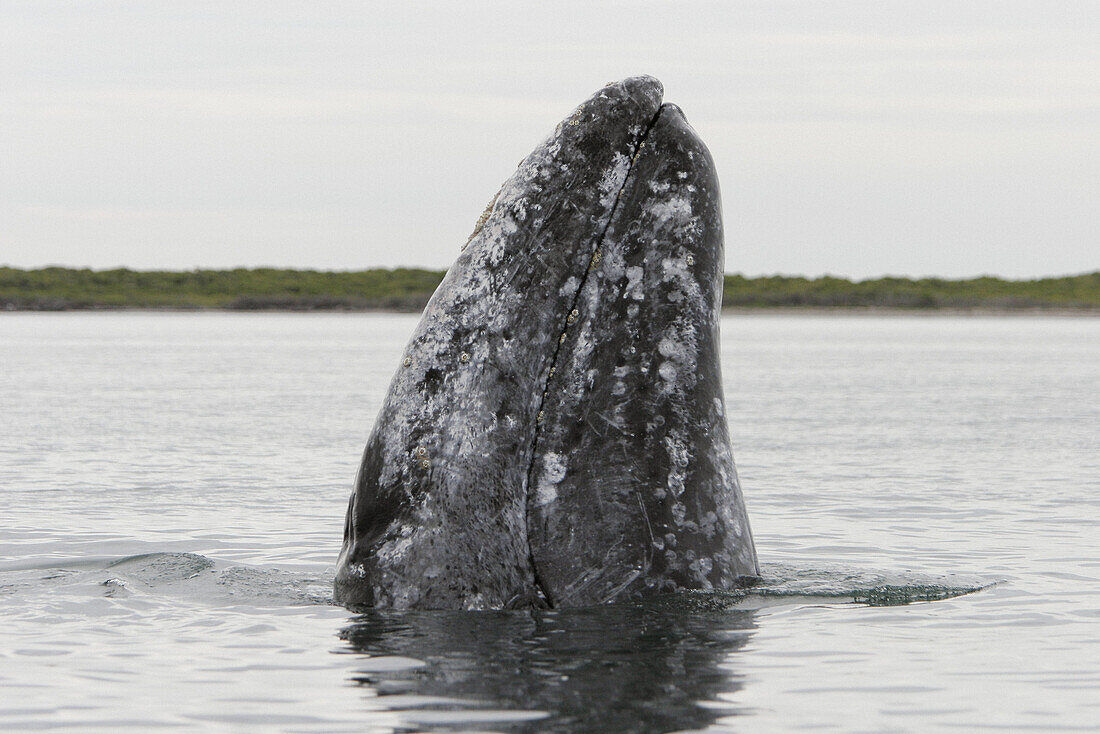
[334,76,757,610]
[528,102,758,607]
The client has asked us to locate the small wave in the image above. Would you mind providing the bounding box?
[213,565,334,606]
[595,563,990,613]
[2,553,990,610]
[2,552,335,608]
[106,551,216,583]
[741,562,992,606]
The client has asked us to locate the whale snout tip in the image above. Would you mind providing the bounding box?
[612,75,664,108]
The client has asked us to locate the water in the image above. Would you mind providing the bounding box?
[1,312,1097,732]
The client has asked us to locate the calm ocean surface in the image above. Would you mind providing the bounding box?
[1,312,1097,732]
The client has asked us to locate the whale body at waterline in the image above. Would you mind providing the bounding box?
[334,76,758,610]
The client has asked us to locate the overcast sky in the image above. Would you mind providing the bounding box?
[1,1,1096,278]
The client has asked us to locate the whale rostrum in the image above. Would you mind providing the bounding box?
[334,76,758,610]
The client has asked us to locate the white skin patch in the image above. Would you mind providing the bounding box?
[625,266,645,301]
[535,452,568,506]
[664,435,690,499]
[597,152,632,208]
[646,195,692,224]
[560,276,579,298]
[602,245,625,281]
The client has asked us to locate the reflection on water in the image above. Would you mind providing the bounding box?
[339,601,757,732]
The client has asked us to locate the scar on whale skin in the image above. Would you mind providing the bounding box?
[334,76,758,611]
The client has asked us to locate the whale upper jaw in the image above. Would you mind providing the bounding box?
[335,76,757,611]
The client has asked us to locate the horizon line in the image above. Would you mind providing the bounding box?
[2,264,1097,283]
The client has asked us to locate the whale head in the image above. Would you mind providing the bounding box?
[335,76,757,610]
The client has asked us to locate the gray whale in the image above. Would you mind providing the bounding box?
[335,76,758,610]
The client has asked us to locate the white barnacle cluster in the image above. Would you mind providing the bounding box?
[653,243,706,399]
[414,445,430,470]
[654,314,699,399]
[611,364,631,397]
[657,331,698,382]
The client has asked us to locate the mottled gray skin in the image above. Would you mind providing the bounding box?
[528,104,758,607]
[334,77,758,611]
[334,77,663,610]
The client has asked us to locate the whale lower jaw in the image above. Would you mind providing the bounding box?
[335,77,758,611]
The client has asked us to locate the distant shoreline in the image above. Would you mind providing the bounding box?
[5,306,1096,317]
[3,266,1097,313]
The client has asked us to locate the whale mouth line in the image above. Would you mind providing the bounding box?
[520,104,668,609]
[336,76,758,611]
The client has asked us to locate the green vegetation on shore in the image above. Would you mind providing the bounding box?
[0,267,445,312]
[721,272,1100,310]
[2,266,1098,312]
